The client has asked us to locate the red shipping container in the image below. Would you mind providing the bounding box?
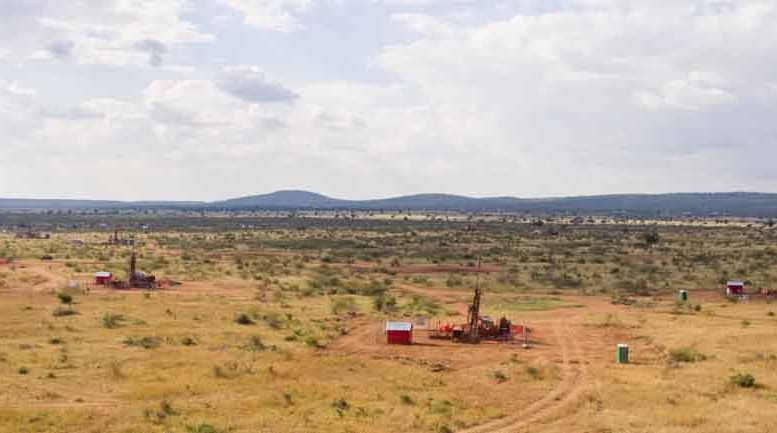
[94,271,113,285]
[386,322,413,345]
[727,280,744,296]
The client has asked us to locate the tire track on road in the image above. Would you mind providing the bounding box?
[458,317,588,433]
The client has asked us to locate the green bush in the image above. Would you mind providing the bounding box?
[304,336,320,348]
[669,347,707,363]
[56,292,73,305]
[730,372,756,388]
[234,313,254,325]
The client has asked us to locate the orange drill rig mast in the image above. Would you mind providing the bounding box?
[465,258,483,343]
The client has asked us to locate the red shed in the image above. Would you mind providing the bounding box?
[727,280,744,296]
[386,322,413,345]
[94,271,113,285]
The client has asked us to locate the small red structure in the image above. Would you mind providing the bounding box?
[727,280,745,296]
[94,271,113,285]
[386,322,413,345]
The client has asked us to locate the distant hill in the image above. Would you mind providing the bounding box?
[214,190,342,209]
[2,191,777,217]
[212,191,777,216]
[212,191,523,211]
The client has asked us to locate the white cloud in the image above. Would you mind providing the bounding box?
[2,0,777,199]
[392,13,456,38]
[3,81,37,97]
[637,79,736,111]
[221,0,312,32]
[0,0,213,66]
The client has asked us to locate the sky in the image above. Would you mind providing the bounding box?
[1,0,776,201]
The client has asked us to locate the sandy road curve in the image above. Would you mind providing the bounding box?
[457,316,589,433]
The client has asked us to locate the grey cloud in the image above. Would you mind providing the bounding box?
[134,39,168,67]
[46,40,74,60]
[218,66,298,103]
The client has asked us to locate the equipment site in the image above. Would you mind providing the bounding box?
[1,211,776,433]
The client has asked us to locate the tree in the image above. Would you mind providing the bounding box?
[643,230,660,247]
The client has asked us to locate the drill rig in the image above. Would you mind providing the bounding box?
[111,250,156,289]
[436,259,517,344]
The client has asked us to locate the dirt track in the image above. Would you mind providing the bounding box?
[327,284,622,433]
[459,315,589,433]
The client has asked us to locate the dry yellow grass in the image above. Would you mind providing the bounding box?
[1,221,776,433]
[0,286,554,433]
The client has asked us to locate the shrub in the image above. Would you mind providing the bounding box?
[244,335,266,352]
[212,364,227,378]
[372,292,396,312]
[305,336,321,348]
[730,372,756,388]
[332,398,349,411]
[262,312,285,329]
[445,274,463,288]
[181,336,197,346]
[669,347,707,363]
[56,292,73,305]
[48,337,63,345]
[145,400,176,424]
[400,394,414,405]
[123,336,161,349]
[234,313,254,325]
[187,424,220,433]
[101,313,124,329]
[18,366,28,375]
[524,365,541,380]
[52,307,78,317]
[331,296,357,315]
[643,230,660,247]
[493,370,509,383]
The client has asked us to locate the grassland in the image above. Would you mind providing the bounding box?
[0,216,776,432]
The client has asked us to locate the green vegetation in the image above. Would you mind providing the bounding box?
[730,372,756,388]
[1,213,777,433]
[669,347,707,363]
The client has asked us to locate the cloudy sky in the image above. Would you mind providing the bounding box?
[1,0,776,201]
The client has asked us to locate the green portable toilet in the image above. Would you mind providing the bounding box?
[679,290,688,302]
[617,343,629,364]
